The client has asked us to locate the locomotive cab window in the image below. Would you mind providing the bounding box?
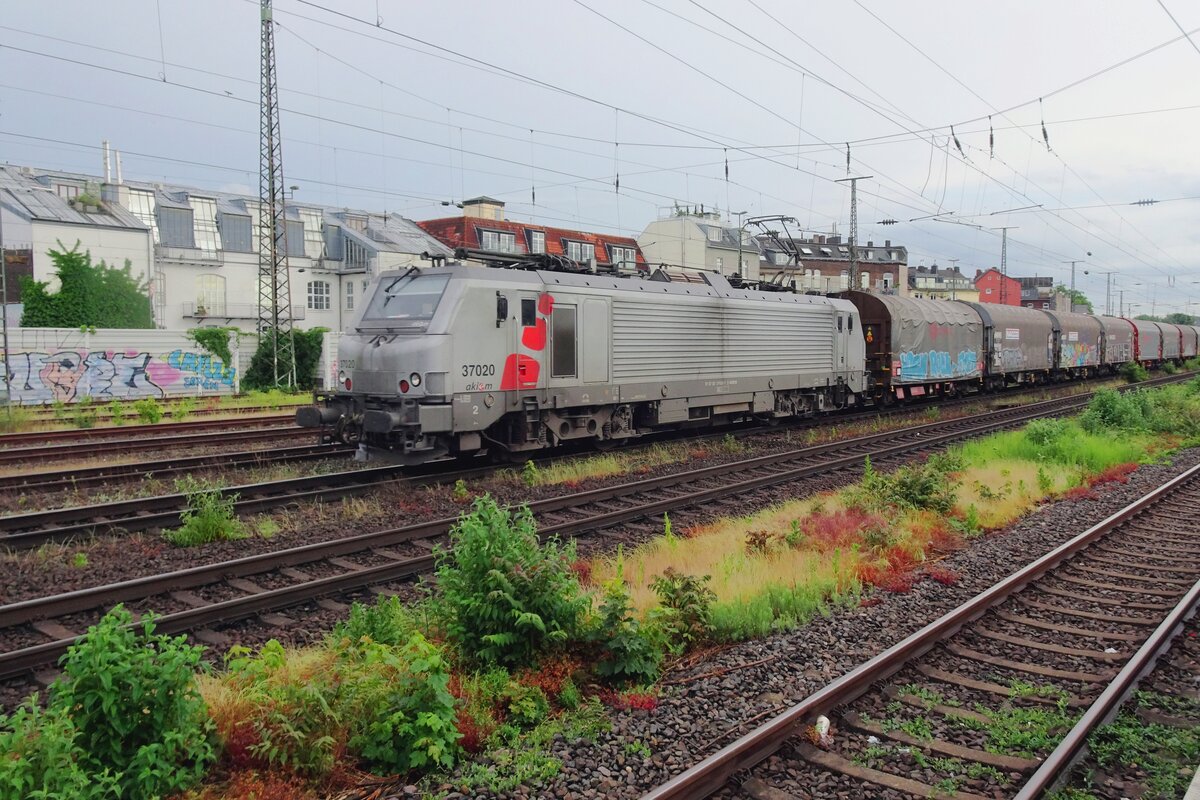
[551,307,577,378]
[837,315,843,332]
[521,298,536,327]
[361,273,449,327]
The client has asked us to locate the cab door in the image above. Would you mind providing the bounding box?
[549,301,578,390]
[832,310,848,376]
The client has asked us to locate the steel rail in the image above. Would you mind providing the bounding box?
[0,413,294,446]
[0,443,353,492]
[638,462,1200,800]
[0,426,316,467]
[1013,575,1200,798]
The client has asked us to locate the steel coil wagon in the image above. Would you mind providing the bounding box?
[963,303,1054,388]
[1129,318,1163,365]
[1043,309,1103,377]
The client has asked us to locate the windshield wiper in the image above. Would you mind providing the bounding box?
[382,265,421,294]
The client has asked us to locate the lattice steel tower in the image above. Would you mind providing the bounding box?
[257,0,296,388]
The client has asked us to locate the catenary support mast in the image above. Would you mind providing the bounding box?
[258,0,296,388]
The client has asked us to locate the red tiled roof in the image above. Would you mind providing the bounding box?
[416,216,647,265]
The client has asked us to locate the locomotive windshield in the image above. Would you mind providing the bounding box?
[360,273,449,328]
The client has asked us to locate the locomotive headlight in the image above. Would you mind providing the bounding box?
[409,372,422,387]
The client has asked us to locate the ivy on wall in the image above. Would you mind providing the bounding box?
[186,327,239,368]
[20,243,155,329]
[242,327,328,391]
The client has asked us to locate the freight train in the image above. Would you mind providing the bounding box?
[296,263,1199,462]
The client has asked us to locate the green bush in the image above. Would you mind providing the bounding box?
[435,496,588,667]
[342,634,460,773]
[1163,360,1180,375]
[163,478,246,547]
[107,399,126,425]
[17,606,217,800]
[1080,388,1149,433]
[649,568,715,654]
[242,327,327,391]
[1120,361,1149,383]
[223,641,340,776]
[851,455,957,514]
[331,595,419,648]
[590,577,662,683]
[500,683,550,728]
[72,397,98,429]
[172,397,197,421]
[134,398,163,424]
[0,406,33,435]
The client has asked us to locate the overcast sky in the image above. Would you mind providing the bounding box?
[2,0,1198,314]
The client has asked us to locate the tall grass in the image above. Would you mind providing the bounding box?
[957,420,1147,474]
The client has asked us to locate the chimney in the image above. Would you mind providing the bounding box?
[461,196,505,221]
[867,240,874,247]
[102,140,111,182]
[115,150,123,185]
[884,239,891,248]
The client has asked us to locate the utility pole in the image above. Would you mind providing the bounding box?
[1119,289,1125,318]
[0,206,9,420]
[1095,271,1117,315]
[258,0,297,388]
[1062,259,1086,293]
[947,257,960,301]
[836,175,873,291]
[991,226,1018,305]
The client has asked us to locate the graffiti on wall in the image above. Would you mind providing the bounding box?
[7,349,235,404]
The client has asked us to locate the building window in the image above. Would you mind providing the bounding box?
[362,280,369,295]
[129,189,158,241]
[985,288,993,295]
[610,245,636,268]
[862,250,872,260]
[346,284,355,311]
[861,272,869,289]
[195,274,225,316]
[158,206,195,247]
[345,238,370,270]
[820,247,833,256]
[307,280,331,311]
[774,252,787,266]
[55,183,80,201]
[218,213,253,252]
[286,220,305,257]
[706,227,721,243]
[189,197,220,254]
[883,273,893,289]
[840,269,849,290]
[344,214,367,232]
[838,246,850,255]
[481,230,516,253]
[300,208,324,259]
[529,230,545,254]
[566,241,594,263]
[715,257,724,270]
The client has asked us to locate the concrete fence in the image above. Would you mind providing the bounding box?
[2,327,254,405]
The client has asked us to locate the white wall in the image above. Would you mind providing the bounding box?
[31,221,153,290]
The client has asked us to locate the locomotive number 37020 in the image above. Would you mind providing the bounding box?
[461,364,496,377]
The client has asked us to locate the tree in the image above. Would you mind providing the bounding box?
[242,327,328,391]
[1134,312,1195,324]
[1054,284,1094,313]
[20,243,154,329]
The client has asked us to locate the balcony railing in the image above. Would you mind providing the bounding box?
[182,302,306,320]
[155,244,223,266]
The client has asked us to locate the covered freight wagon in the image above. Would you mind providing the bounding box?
[1186,326,1200,359]
[1098,316,1133,365]
[1129,318,1162,363]
[1158,322,1182,361]
[964,302,1054,386]
[1043,309,1102,374]
[843,292,981,400]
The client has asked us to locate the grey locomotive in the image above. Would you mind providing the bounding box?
[297,264,867,462]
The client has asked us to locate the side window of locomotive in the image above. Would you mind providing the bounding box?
[521,298,536,327]
[848,315,854,333]
[551,307,577,378]
[837,315,844,332]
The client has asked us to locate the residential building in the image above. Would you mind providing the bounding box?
[637,208,762,280]
[1017,276,1071,311]
[418,196,646,272]
[757,234,907,295]
[908,264,977,303]
[0,164,452,331]
[974,268,1022,306]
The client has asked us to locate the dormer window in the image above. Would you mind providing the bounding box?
[529,230,545,254]
[820,247,833,256]
[706,227,721,243]
[566,241,595,262]
[481,229,517,253]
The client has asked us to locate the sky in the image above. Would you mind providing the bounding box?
[1,0,1198,315]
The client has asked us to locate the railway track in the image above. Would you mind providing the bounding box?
[1,372,1188,548]
[15,401,304,426]
[0,378,1180,683]
[0,419,311,467]
[638,464,1200,800]
[0,412,294,447]
[0,443,354,494]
